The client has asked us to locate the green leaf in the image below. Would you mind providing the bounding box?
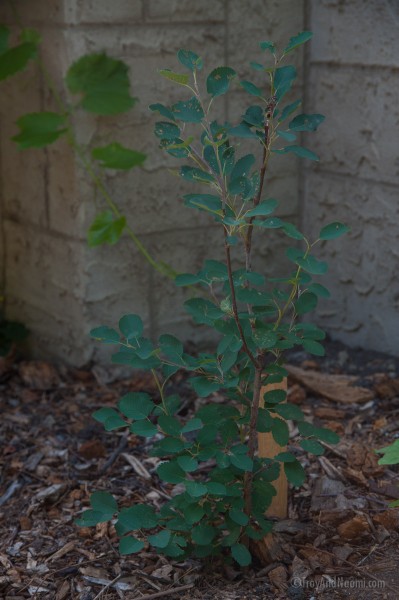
[119,536,145,555]
[283,31,313,56]
[177,456,198,472]
[185,504,205,524]
[246,199,278,217]
[181,167,214,184]
[271,418,289,446]
[236,288,272,307]
[192,524,216,545]
[300,439,325,455]
[295,291,318,315]
[230,154,256,181]
[289,113,325,132]
[377,440,399,465]
[90,326,120,344]
[278,99,301,123]
[281,222,304,240]
[314,427,340,444]
[148,530,171,548]
[273,403,304,421]
[93,406,121,424]
[119,392,153,420]
[130,420,158,437]
[149,102,176,121]
[0,41,37,81]
[229,123,259,139]
[259,40,276,54]
[274,65,297,101]
[158,414,182,436]
[206,481,227,495]
[185,480,208,498]
[90,491,118,514]
[297,255,328,275]
[87,211,126,246]
[307,283,330,298]
[263,389,286,404]
[253,327,278,350]
[191,376,221,397]
[240,80,263,97]
[284,459,306,487]
[275,144,319,161]
[319,222,350,240]
[66,53,136,115]
[277,129,296,142]
[242,105,264,128]
[92,408,126,431]
[159,334,183,361]
[230,452,253,472]
[91,143,145,170]
[159,69,189,85]
[119,314,143,340]
[250,61,264,71]
[231,543,252,566]
[255,216,283,229]
[118,505,158,531]
[274,451,297,463]
[177,49,203,71]
[173,96,204,122]
[175,273,202,286]
[299,422,339,444]
[0,25,10,54]
[157,460,185,484]
[75,509,110,527]
[207,66,236,97]
[257,408,273,433]
[102,413,127,431]
[229,508,249,526]
[154,121,180,140]
[302,339,325,356]
[20,28,41,45]
[12,112,67,149]
[183,193,220,215]
[181,418,203,433]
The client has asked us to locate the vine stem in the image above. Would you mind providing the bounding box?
[10,1,174,279]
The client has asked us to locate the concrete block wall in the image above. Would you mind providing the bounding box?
[0,0,305,365]
[302,0,399,354]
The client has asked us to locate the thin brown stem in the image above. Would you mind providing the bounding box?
[224,229,259,369]
[244,97,276,273]
[243,366,263,517]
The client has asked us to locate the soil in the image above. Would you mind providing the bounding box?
[1,338,399,599]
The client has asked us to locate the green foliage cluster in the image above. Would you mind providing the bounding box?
[0,23,172,276]
[79,33,348,565]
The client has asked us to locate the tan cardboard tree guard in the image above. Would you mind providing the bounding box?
[259,378,288,519]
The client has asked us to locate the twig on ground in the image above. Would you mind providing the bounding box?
[97,432,129,475]
[131,583,195,600]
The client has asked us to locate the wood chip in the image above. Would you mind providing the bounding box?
[337,515,370,540]
[311,476,345,512]
[286,364,374,403]
[18,360,60,390]
[372,509,399,531]
[267,564,287,591]
[318,456,346,482]
[47,540,75,563]
[122,453,152,479]
[55,580,70,600]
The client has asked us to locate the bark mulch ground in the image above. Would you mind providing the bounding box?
[1,339,399,599]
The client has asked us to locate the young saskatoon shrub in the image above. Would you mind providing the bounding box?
[77,33,349,566]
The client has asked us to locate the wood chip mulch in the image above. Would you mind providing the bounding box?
[1,339,399,599]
